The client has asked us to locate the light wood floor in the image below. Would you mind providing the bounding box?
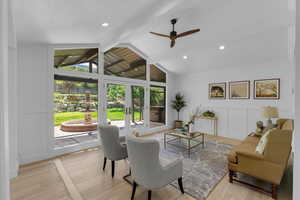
[10,134,291,200]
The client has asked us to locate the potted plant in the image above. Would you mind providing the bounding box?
[171,93,187,128]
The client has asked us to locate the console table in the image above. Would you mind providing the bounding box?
[194,115,218,136]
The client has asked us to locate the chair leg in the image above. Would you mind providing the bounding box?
[131,181,138,200]
[229,170,234,183]
[178,177,184,194]
[102,157,107,171]
[272,184,277,200]
[111,160,115,178]
[148,190,152,200]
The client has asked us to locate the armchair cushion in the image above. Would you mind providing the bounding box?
[236,149,264,160]
[244,135,260,144]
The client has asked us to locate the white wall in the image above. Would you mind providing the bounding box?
[174,60,294,140]
[166,71,179,128]
[8,0,19,178]
[0,0,11,199]
[294,0,300,199]
[17,44,52,164]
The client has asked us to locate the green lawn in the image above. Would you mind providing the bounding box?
[54,108,141,126]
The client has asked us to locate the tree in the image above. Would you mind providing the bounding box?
[171,93,186,121]
[107,84,125,102]
[61,81,76,94]
[150,87,164,106]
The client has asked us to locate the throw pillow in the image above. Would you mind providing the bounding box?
[132,129,140,137]
[255,129,273,154]
[281,120,292,130]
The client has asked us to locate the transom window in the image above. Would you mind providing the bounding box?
[104,47,146,80]
[150,64,166,83]
[54,48,98,73]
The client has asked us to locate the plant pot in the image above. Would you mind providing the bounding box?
[174,120,183,128]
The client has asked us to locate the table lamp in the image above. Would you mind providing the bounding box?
[262,106,279,129]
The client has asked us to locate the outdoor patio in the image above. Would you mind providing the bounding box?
[54,120,165,148]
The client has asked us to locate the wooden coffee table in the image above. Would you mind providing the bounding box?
[164,130,205,157]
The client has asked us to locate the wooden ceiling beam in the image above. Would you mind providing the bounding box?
[55,55,69,68]
[86,53,98,62]
[104,59,125,69]
[73,49,98,64]
[116,59,146,75]
[104,68,119,76]
[128,73,146,79]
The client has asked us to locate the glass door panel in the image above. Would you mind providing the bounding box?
[106,84,126,129]
[130,86,145,128]
[53,77,99,149]
[150,85,166,128]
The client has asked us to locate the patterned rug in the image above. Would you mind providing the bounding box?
[156,135,233,200]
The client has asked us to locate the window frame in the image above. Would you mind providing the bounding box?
[47,43,169,157]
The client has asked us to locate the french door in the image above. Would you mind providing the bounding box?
[104,81,146,136]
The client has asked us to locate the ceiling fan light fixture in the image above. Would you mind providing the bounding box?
[149,19,200,48]
[219,45,225,50]
[183,55,188,60]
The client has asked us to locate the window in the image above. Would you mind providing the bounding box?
[150,64,166,83]
[150,85,166,127]
[54,48,98,73]
[53,47,99,149]
[104,47,146,80]
[53,76,99,148]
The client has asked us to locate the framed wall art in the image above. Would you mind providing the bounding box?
[229,81,250,99]
[209,82,226,99]
[254,78,280,100]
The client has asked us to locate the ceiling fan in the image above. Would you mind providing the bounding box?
[150,18,200,48]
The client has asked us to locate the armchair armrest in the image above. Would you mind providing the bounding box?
[236,150,264,160]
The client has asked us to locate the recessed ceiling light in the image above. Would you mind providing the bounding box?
[219,45,225,50]
[102,22,109,27]
[183,55,188,59]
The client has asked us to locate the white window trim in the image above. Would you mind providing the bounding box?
[48,44,101,156]
[47,43,169,156]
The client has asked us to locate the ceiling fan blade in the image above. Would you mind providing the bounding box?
[170,39,175,48]
[176,29,200,38]
[150,32,170,38]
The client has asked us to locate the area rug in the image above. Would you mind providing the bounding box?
[154,134,292,200]
[156,135,233,200]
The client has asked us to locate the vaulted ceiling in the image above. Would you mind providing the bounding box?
[13,0,293,74]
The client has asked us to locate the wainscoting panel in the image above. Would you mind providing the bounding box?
[191,106,292,140]
[18,113,50,164]
[228,108,248,140]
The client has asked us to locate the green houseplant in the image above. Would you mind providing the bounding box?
[171,93,187,128]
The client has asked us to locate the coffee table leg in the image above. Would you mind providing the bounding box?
[164,134,166,149]
[188,139,191,158]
